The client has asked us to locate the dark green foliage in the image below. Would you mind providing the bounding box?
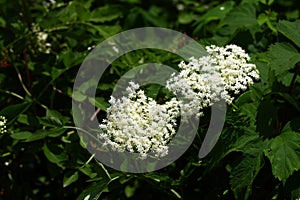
[0,0,300,199]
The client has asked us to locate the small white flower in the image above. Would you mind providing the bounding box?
[99,44,259,159]
[176,4,185,11]
[0,116,7,134]
[36,31,51,54]
[112,46,119,53]
[99,82,180,160]
[37,32,48,41]
[167,44,259,118]
[206,44,260,95]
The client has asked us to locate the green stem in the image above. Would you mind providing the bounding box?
[14,65,32,97]
[80,154,95,169]
[287,71,298,94]
[0,89,24,100]
[231,102,239,110]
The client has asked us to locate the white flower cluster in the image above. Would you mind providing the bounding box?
[32,23,51,54]
[206,44,260,95]
[99,82,180,159]
[99,44,259,159]
[166,44,259,117]
[0,116,7,134]
[166,56,229,118]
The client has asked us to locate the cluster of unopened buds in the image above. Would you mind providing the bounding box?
[99,44,260,159]
[0,116,7,134]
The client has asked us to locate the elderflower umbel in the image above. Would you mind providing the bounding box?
[206,44,260,95]
[0,116,7,134]
[99,82,180,159]
[167,55,230,118]
[166,44,259,117]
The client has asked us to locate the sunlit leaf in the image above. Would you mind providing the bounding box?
[178,12,194,24]
[63,171,79,187]
[277,20,300,48]
[76,178,118,200]
[264,123,300,182]
[88,97,110,112]
[265,43,300,86]
[89,5,123,23]
[193,1,235,34]
[219,3,258,35]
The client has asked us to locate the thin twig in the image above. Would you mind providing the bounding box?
[90,108,101,121]
[14,65,32,97]
[0,89,24,100]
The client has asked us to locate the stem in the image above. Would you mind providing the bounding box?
[230,102,239,110]
[23,50,32,92]
[63,126,100,145]
[80,154,95,169]
[0,89,24,100]
[287,62,300,93]
[14,65,32,97]
[287,72,297,94]
[32,98,48,110]
[90,108,101,121]
[14,66,48,110]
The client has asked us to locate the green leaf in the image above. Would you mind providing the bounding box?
[253,58,271,86]
[219,3,258,35]
[257,12,277,34]
[24,131,49,142]
[256,97,277,138]
[58,50,85,70]
[193,1,235,34]
[10,131,33,140]
[46,127,66,137]
[238,102,258,122]
[47,109,69,123]
[79,165,97,179]
[26,128,66,142]
[88,97,110,112]
[124,180,138,198]
[17,114,39,127]
[124,185,135,198]
[178,12,194,24]
[257,13,268,26]
[72,91,87,102]
[286,10,299,20]
[264,123,300,182]
[89,5,122,23]
[232,131,269,155]
[277,20,300,48]
[0,102,31,123]
[275,92,300,112]
[229,126,269,199]
[76,178,117,200]
[230,154,263,199]
[0,17,6,27]
[40,109,69,127]
[63,171,79,187]
[11,128,65,142]
[259,0,274,5]
[43,143,68,169]
[138,7,167,27]
[265,43,300,86]
[259,0,267,4]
